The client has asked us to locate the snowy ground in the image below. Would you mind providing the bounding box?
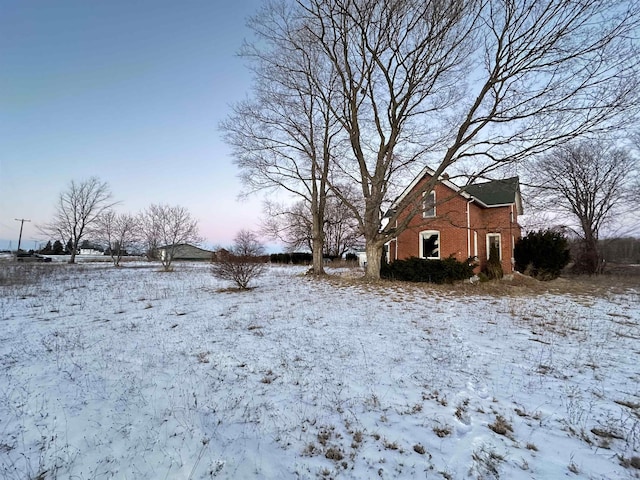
[1,262,639,479]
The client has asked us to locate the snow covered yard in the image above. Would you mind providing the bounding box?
[0,262,638,479]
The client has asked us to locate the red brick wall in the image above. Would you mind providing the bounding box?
[390,179,473,260]
[389,177,521,274]
[472,205,520,273]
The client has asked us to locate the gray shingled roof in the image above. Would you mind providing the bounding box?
[465,177,520,206]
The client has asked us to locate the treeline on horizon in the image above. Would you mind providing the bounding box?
[11,237,640,266]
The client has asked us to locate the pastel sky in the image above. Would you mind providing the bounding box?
[0,0,270,251]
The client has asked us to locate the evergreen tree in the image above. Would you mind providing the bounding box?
[40,241,53,254]
[52,240,64,255]
[515,230,570,280]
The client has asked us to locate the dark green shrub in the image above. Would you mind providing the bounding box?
[381,256,475,284]
[514,230,570,280]
[483,243,503,280]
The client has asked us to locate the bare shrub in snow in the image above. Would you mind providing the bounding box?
[324,446,343,461]
[488,415,513,437]
[211,230,266,289]
[470,443,504,479]
[432,421,452,438]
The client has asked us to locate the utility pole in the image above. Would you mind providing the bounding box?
[14,218,31,253]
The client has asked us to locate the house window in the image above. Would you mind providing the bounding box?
[486,233,501,260]
[420,230,440,259]
[423,191,436,218]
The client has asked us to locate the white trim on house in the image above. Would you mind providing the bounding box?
[423,190,436,218]
[486,233,502,260]
[466,198,474,258]
[474,231,478,258]
[419,230,440,259]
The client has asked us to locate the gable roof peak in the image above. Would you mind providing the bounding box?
[465,176,520,207]
[390,165,522,215]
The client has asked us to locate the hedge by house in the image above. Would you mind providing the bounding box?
[381,256,475,284]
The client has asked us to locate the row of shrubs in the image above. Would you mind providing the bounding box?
[270,252,360,264]
[379,229,571,284]
[269,253,314,264]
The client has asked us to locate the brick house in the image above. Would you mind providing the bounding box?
[386,168,523,273]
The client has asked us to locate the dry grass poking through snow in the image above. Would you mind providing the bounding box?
[328,265,640,299]
[0,261,639,479]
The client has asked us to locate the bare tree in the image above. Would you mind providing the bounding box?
[139,204,200,271]
[211,230,267,289]
[138,208,160,260]
[95,210,139,267]
[235,0,639,279]
[221,1,344,275]
[527,140,638,274]
[323,192,363,258]
[632,132,640,204]
[262,201,313,253]
[39,177,115,264]
[262,194,361,257]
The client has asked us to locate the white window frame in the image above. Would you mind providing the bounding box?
[422,191,436,218]
[473,231,478,258]
[486,233,502,260]
[420,230,440,259]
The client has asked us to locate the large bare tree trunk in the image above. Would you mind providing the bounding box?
[364,241,384,280]
[312,236,325,275]
[311,193,325,275]
[580,234,602,275]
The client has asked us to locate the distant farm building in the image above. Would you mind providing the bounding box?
[156,244,214,261]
